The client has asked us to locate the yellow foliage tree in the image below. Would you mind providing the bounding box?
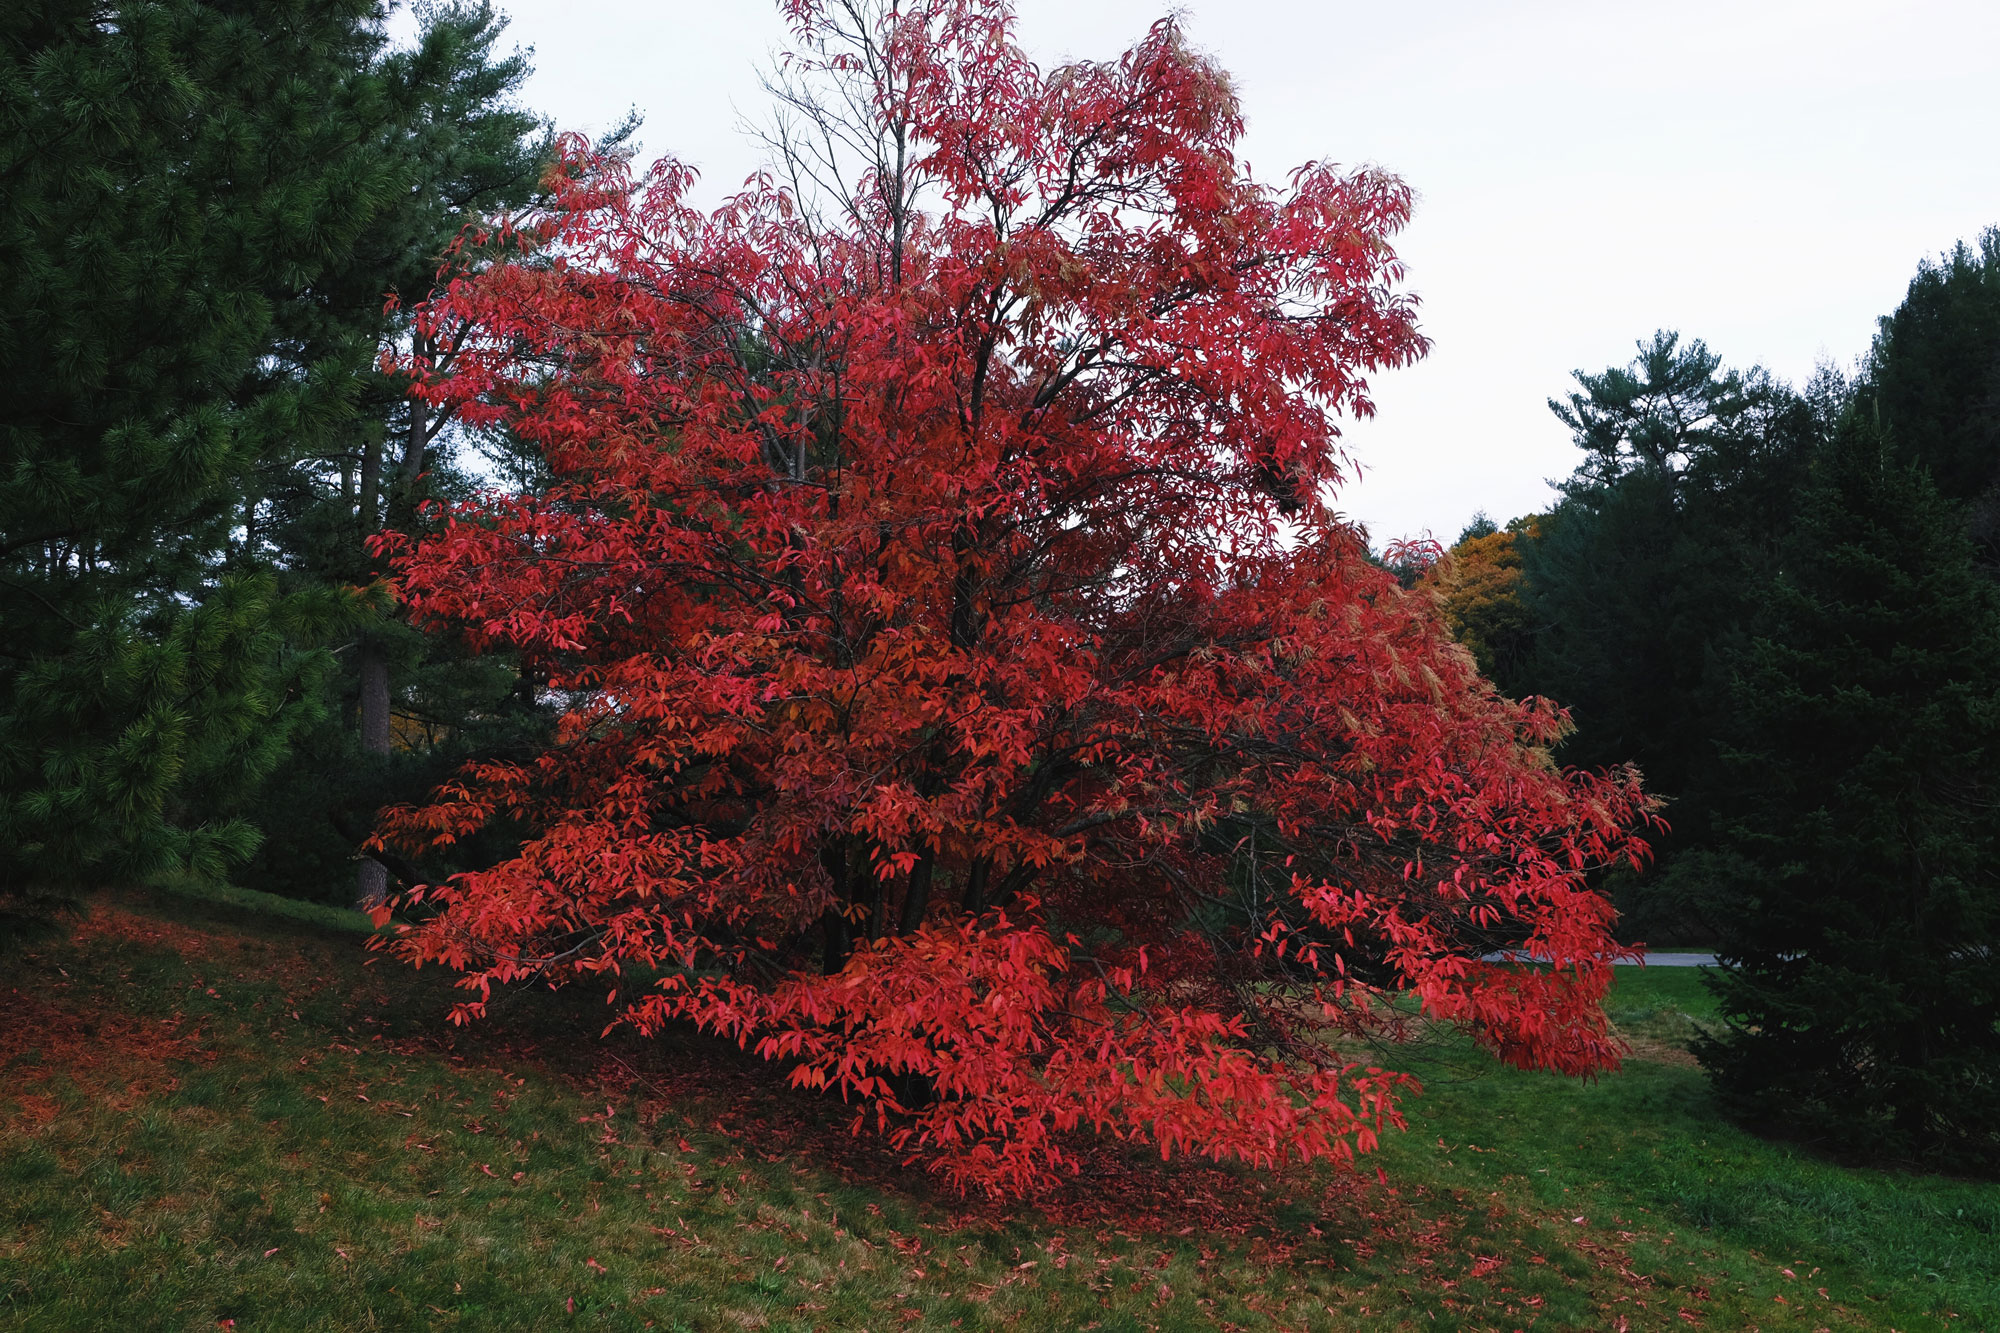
[1428,519,1540,685]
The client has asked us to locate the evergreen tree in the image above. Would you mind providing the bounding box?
[1549,331,1787,490]
[1695,421,2000,1170]
[231,2,557,909]
[1516,333,1828,936]
[0,0,406,929]
[0,1,551,928]
[1862,227,2000,551]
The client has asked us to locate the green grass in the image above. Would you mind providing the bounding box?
[148,872,381,936]
[1,890,1992,1331]
[1381,967,1998,1329]
[1603,967,1722,1050]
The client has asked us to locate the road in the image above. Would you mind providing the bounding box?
[1481,951,1718,967]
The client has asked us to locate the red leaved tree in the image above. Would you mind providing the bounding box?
[375,0,1653,1196]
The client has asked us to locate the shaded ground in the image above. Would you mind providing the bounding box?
[2,888,1992,1331]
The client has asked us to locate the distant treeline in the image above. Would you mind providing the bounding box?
[1427,233,2000,1168]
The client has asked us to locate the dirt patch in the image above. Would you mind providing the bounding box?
[1605,1010,1714,1068]
[1619,1036,1703,1068]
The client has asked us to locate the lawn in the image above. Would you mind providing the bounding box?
[2,888,1992,1331]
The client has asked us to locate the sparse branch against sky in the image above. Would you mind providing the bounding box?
[455,0,2000,541]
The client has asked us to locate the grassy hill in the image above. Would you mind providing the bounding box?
[2,887,1992,1331]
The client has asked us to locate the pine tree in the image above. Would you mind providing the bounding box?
[0,1,391,928]
[0,1,545,928]
[1695,421,2000,1170]
[229,2,555,909]
[1863,227,2000,541]
[1516,334,1827,937]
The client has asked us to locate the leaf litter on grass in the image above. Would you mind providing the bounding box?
[0,890,1986,1332]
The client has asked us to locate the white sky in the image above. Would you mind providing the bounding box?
[457,0,2000,543]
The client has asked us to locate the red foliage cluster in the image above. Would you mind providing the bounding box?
[374,0,1652,1195]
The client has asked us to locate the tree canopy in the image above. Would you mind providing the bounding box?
[1427,516,1536,687]
[1509,334,1828,935]
[1864,226,2000,543]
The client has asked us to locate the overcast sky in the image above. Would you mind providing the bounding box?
[451,0,2000,543]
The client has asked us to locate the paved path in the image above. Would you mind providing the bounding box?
[1481,951,1718,967]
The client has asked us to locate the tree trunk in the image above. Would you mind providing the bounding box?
[352,381,437,912]
[820,838,854,973]
[358,434,381,536]
[355,638,391,909]
[960,856,990,914]
[393,367,433,513]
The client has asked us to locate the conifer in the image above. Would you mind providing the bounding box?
[1696,421,2000,1169]
[0,1,532,925]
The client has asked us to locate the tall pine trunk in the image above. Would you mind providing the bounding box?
[356,637,391,909]
[354,433,385,908]
[353,383,441,910]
